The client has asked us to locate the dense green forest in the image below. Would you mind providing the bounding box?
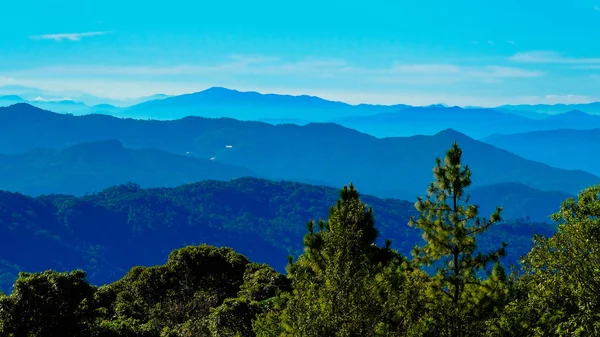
[2,143,598,336]
[0,176,553,294]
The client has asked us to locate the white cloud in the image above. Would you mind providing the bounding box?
[511,50,600,64]
[0,76,16,85]
[543,94,595,104]
[574,65,600,69]
[371,65,542,85]
[487,66,542,77]
[30,31,109,41]
[514,94,597,105]
[2,55,547,106]
[13,56,542,86]
[391,64,461,74]
[11,78,206,100]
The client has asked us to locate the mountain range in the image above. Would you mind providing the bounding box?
[483,128,600,176]
[0,139,257,196]
[5,87,600,139]
[111,88,600,138]
[333,107,600,138]
[123,87,410,121]
[0,95,126,116]
[499,102,600,115]
[0,138,568,222]
[0,85,171,107]
[0,103,596,203]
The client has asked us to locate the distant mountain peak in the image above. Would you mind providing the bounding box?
[9,102,35,108]
[431,128,474,144]
[0,103,55,116]
[0,95,24,101]
[203,86,239,93]
[558,109,590,117]
[546,109,596,121]
[434,128,469,137]
[4,102,43,111]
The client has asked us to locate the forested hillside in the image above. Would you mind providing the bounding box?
[0,176,554,294]
[1,143,598,336]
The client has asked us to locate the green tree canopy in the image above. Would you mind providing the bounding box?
[409,142,507,336]
[494,185,600,336]
[0,270,96,337]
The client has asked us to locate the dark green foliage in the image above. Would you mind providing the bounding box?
[270,184,428,336]
[492,185,600,336]
[208,298,262,337]
[0,177,554,295]
[280,184,389,336]
[0,270,96,337]
[0,178,416,293]
[0,244,292,337]
[94,245,252,336]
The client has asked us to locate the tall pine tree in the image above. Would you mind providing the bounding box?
[276,183,404,336]
[409,142,507,337]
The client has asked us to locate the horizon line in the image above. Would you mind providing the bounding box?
[0,84,598,108]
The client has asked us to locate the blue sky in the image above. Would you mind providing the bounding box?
[1,0,600,106]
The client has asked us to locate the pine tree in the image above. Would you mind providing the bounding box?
[278,183,401,336]
[409,142,507,337]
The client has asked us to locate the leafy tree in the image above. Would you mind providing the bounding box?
[237,263,291,302]
[0,270,96,337]
[494,185,600,336]
[208,298,262,337]
[92,245,251,336]
[409,142,507,336]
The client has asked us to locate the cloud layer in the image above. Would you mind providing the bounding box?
[511,51,600,64]
[30,31,109,41]
[4,51,599,106]
[15,55,543,86]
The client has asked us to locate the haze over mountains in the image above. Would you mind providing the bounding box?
[332,107,600,138]
[0,85,171,107]
[123,87,412,121]
[0,102,592,227]
[484,128,600,176]
[4,86,600,139]
[1,103,596,198]
[499,102,600,115]
[0,139,258,196]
